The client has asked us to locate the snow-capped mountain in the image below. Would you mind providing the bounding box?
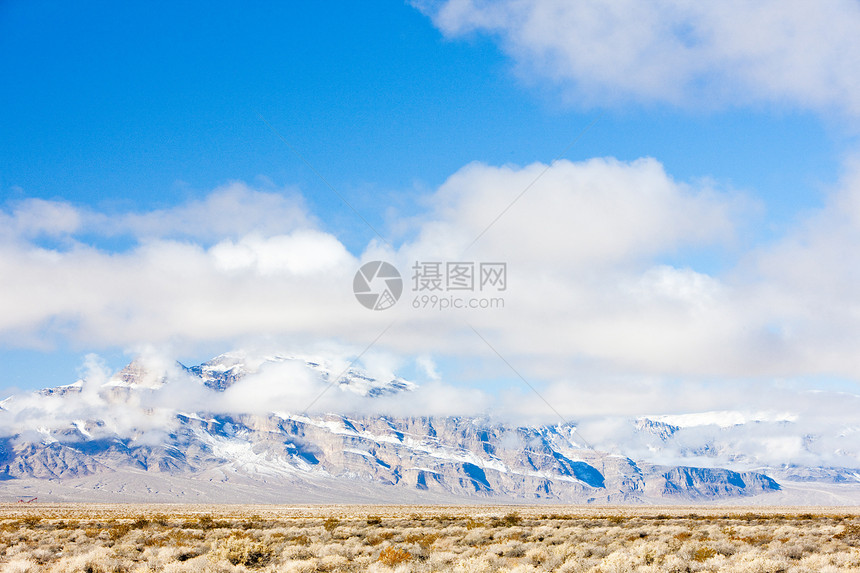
[629,411,860,500]
[185,351,416,396]
[0,352,854,504]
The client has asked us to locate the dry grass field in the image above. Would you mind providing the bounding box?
[2,504,860,572]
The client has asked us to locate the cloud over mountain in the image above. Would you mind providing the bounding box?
[3,151,860,445]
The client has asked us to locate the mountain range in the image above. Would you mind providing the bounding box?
[0,352,858,504]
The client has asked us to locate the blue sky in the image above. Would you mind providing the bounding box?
[2,0,860,412]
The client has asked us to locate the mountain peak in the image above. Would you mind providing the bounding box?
[184,351,417,397]
[107,359,168,389]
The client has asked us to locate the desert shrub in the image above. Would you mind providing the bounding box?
[281,544,314,561]
[462,528,494,548]
[736,533,773,546]
[367,531,396,546]
[289,533,311,546]
[30,547,57,565]
[404,532,438,549]
[215,535,274,568]
[162,555,209,572]
[499,540,527,558]
[9,508,860,572]
[176,548,201,562]
[526,545,550,566]
[108,523,132,541]
[452,555,495,572]
[378,545,411,566]
[197,515,215,530]
[317,554,349,571]
[779,543,805,560]
[3,558,37,573]
[693,546,717,562]
[836,523,860,546]
[48,547,121,573]
[487,513,522,529]
[739,512,764,523]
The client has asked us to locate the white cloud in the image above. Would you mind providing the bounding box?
[0,158,768,380]
[4,153,860,448]
[387,157,749,378]
[730,160,860,378]
[416,356,441,381]
[418,0,860,115]
[97,182,312,241]
[4,347,860,471]
[210,230,353,276]
[0,198,82,240]
[0,183,311,246]
[218,360,324,414]
[402,157,738,266]
[0,185,373,349]
[1,154,858,388]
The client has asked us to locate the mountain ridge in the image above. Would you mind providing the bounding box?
[0,351,852,504]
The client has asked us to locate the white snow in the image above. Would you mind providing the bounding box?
[648,410,798,428]
[72,420,91,438]
[343,448,374,457]
[275,413,602,487]
[36,426,57,444]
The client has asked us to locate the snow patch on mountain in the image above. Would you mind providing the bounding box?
[0,349,856,503]
[187,352,416,398]
[647,410,798,428]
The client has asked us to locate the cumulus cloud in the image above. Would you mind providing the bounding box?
[0,185,368,349]
[217,359,325,414]
[0,198,82,241]
[95,182,313,241]
[0,156,827,380]
[2,155,860,386]
[210,230,353,276]
[385,157,752,379]
[5,152,860,471]
[402,157,738,265]
[0,355,192,444]
[733,160,860,378]
[417,0,860,115]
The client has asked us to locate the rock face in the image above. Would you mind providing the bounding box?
[0,353,783,503]
[650,466,780,499]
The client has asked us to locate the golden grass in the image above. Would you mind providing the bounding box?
[1,504,860,571]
